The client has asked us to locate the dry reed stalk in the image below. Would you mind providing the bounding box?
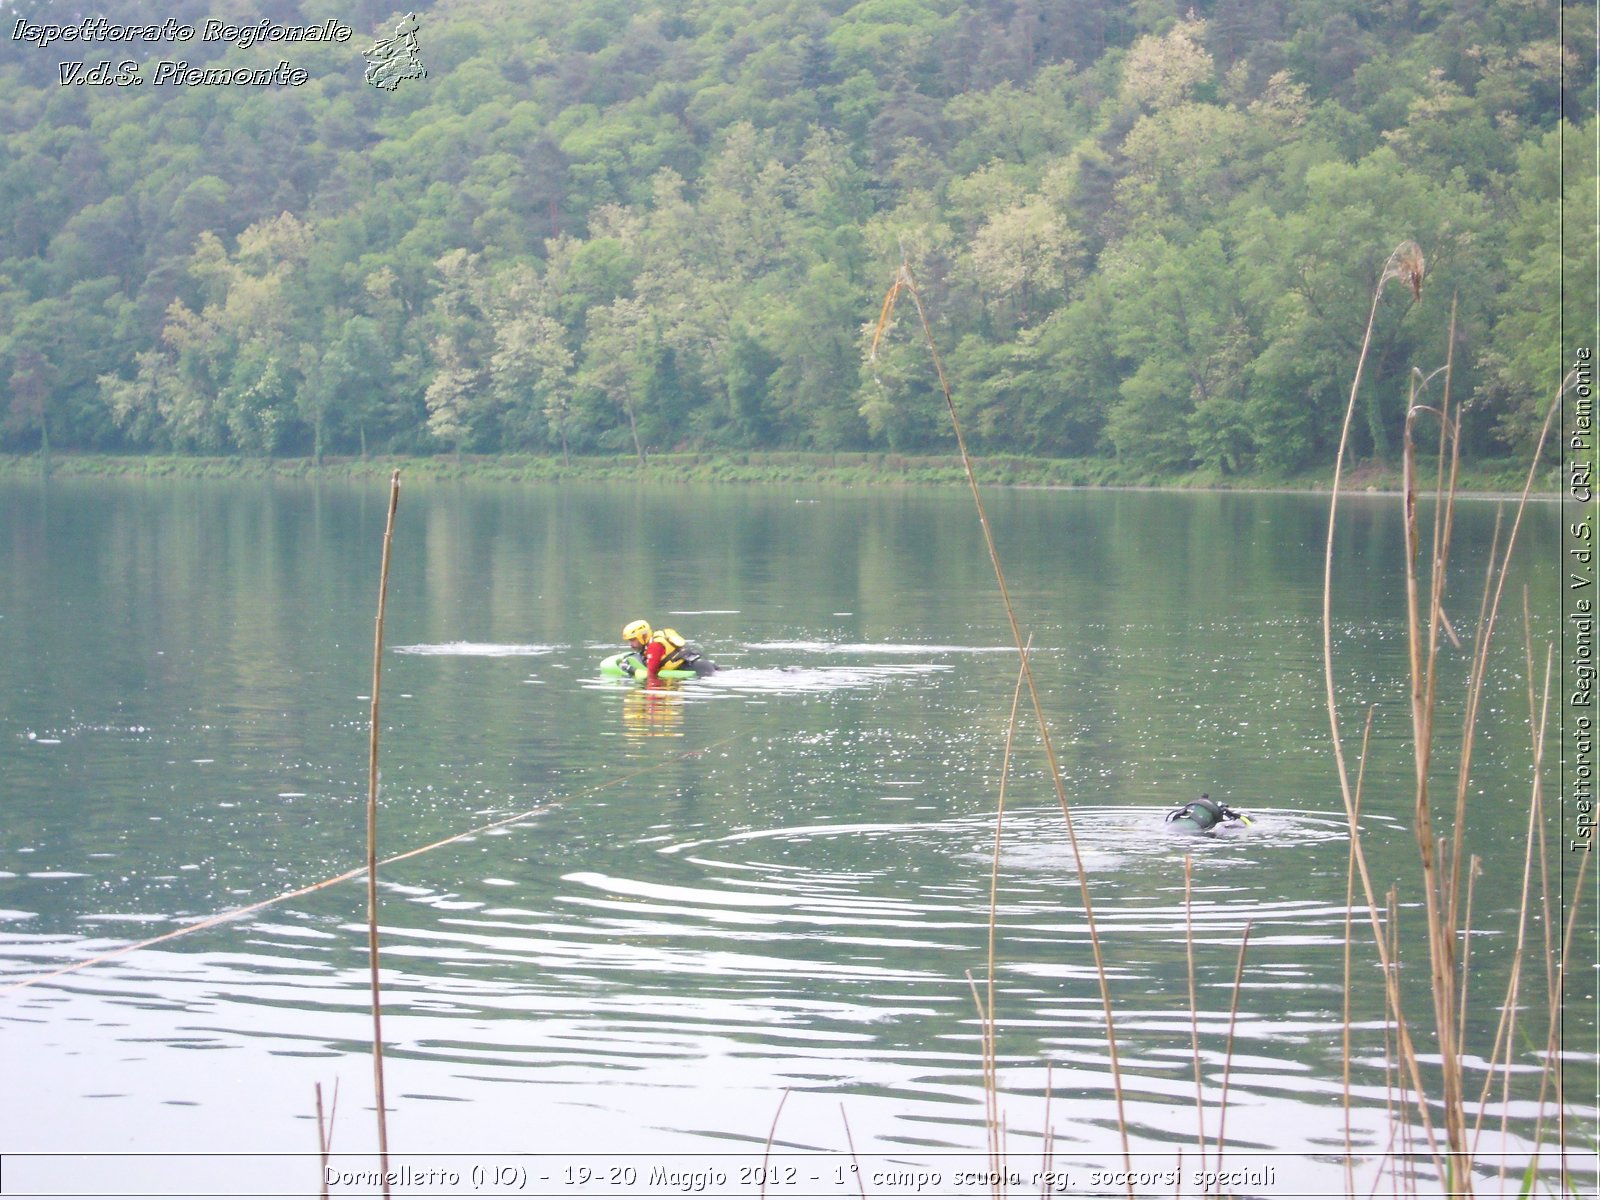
[873,263,1131,1173]
[1511,763,1592,1198]
[315,1080,338,1200]
[1398,355,1573,1192]
[1455,854,1482,1043]
[839,1105,867,1200]
[1536,847,1591,1196]
[760,1087,791,1200]
[1211,920,1252,1179]
[974,645,1031,1196]
[1039,1065,1054,1200]
[1342,709,1376,1197]
[366,468,401,1196]
[1519,625,1570,1194]
[1401,364,1466,1162]
[1398,318,1477,1172]
[1322,240,1447,1178]
[1183,855,1208,1175]
[1325,253,1573,1192]
[1441,365,1571,939]
[964,972,999,1186]
[1439,380,1573,1187]
[1471,632,1552,1180]
[1380,890,1415,1200]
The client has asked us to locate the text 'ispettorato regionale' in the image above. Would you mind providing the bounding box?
[12,17,354,49]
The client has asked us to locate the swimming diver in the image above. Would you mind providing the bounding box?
[620,620,718,681]
[1164,792,1251,835]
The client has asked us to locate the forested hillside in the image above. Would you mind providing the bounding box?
[1,0,1593,476]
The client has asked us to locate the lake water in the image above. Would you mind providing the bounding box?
[0,477,1588,1197]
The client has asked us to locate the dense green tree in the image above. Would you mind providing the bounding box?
[423,248,495,453]
[3,280,131,450]
[1239,146,1494,469]
[722,327,780,446]
[762,261,872,448]
[965,195,1080,329]
[219,341,294,456]
[576,296,652,461]
[1101,231,1258,473]
[298,309,406,462]
[1020,279,1125,456]
[1478,119,1597,456]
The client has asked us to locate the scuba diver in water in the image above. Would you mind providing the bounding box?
[1164,792,1251,835]
[621,619,718,681]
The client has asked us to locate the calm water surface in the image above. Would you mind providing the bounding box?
[0,479,1586,1196]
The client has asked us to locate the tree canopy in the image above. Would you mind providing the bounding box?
[0,0,1591,475]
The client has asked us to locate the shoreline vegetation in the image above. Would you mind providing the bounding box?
[0,451,1562,496]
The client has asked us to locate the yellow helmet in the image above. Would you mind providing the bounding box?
[622,619,652,642]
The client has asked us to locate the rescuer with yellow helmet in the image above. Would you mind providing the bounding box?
[620,618,718,681]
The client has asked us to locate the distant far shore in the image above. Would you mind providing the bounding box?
[0,451,1561,497]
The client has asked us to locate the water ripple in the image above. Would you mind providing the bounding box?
[393,642,561,656]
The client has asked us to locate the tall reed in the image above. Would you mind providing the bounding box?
[1323,245,1583,1194]
[879,263,1262,1194]
[315,1079,338,1200]
[1183,855,1208,1176]
[968,645,1032,1195]
[366,469,401,1197]
[873,264,1132,1173]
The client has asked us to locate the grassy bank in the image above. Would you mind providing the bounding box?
[0,451,1561,494]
